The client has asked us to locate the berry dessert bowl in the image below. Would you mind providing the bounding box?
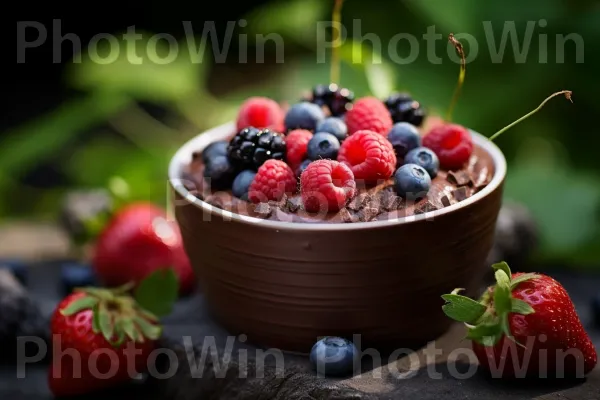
[168,111,507,352]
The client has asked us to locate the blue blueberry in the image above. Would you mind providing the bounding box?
[202,141,228,163]
[394,164,432,199]
[307,132,340,161]
[296,159,312,178]
[310,337,358,377]
[203,156,236,190]
[387,122,421,163]
[232,170,256,200]
[404,147,439,179]
[284,102,325,131]
[316,117,348,142]
[0,259,28,285]
[61,263,97,295]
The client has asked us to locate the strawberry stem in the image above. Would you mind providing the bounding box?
[446,33,466,122]
[488,90,573,142]
[330,0,344,85]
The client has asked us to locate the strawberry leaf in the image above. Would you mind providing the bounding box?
[441,294,487,323]
[134,268,178,318]
[493,270,512,315]
[60,296,98,316]
[121,318,138,342]
[134,316,162,341]
[510,273,541,290]
[97,303,115,344]
[511,298,535,315]
[92,304,101,334]
[491,262,512,279]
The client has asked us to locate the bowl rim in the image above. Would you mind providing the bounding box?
[168,121,507,231]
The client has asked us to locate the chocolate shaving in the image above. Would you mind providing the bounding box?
[339,208,356,223]
[441,195,452,207]
[347,193,370,212]
[284,197,302,213]
[415,201,438,215]
[205,195,224,208]
[192,151,202,160]
[380,191,400,211]
[452,187,470,202]
[470,171,491,190]
[447,171,472,186]
[254,203,272,218]
[359,207,379,222]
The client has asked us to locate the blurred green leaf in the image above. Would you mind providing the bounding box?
[505,152,600,263]
[340,41,396,98]
[0,92,131,177]
[244,0,328,45]
[66,32,203,101]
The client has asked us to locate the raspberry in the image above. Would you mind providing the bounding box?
[300,160,356,213]
[248,160,297,203]
[345,97,393,136]
[285,129,313,171]
[422,123,473,170]
[237,97,285,132]
[338,130,397,184]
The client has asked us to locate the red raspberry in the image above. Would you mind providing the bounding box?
[300,160,356,213]
[237,97,285,132]
[248,160,297,203]
[345,97,393,136]
[422,123,473,170]
[338,130,397,184]
[285,129,313,171]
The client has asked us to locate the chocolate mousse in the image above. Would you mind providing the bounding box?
[182,136,494,224]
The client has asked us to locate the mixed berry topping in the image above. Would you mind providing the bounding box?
[345,96,393,136]
[422,123,473,170]
[236,96,285,132]
[310,84,354,117]
[384,92,427,127]
[197,87,480,217]
[227,127,286,171]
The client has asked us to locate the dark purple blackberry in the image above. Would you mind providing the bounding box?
[227,127,286,170]
[384,93,426,127]
[310,84,354,116]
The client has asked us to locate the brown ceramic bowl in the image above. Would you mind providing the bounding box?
[168,122,507,353]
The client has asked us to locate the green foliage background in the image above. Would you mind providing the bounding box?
[2,0,599,268]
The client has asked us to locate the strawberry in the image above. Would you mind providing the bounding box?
[442,262,597,378]
[92,202,195,295]
[49,269,178,397]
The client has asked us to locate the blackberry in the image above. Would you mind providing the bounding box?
[227,127,286,170]
[310,84,354,117]
[384,93,426,127]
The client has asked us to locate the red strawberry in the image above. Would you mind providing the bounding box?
[92,202,195,295]
[442,262,597,378]
[49,269,177,397]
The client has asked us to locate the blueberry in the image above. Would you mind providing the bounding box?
[202,141,228,163]
[307,132,340,161]
[0,259,28,285]
[61,263,97,295]
[309,337,358,377]
[232,170,256,200]
[284,102,325,131]
[404,147,439,179]
[394,164,432,199]
[316,117,348,142]
[203,156,236,190]
[387,122,421,163]
[296,159,312,178]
